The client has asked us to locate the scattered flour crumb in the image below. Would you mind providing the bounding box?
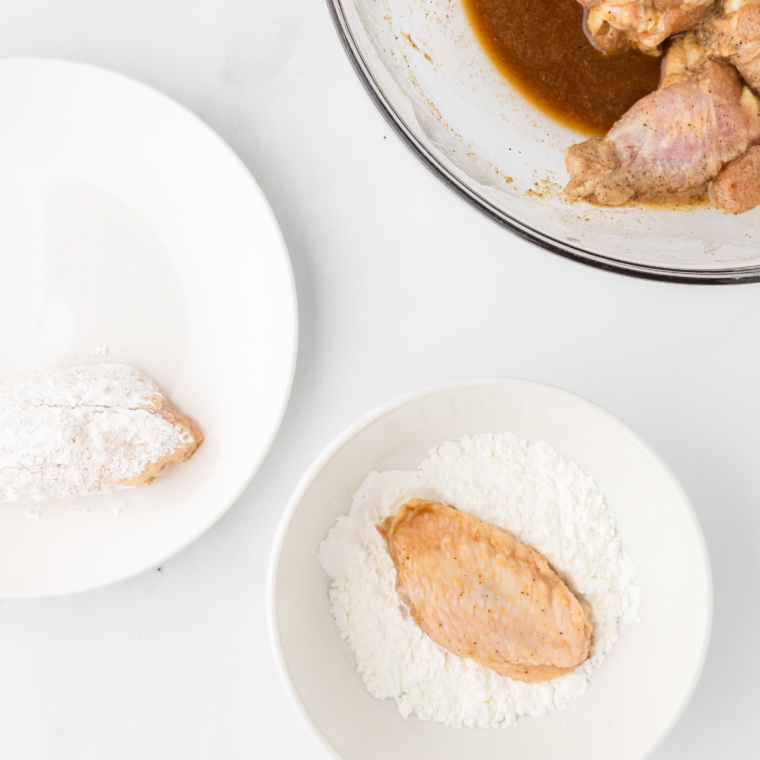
[318,432,639,729]
[70,345,108,360]
[109,497,129,518]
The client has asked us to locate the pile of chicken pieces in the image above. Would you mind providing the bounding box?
[565,0,760,213]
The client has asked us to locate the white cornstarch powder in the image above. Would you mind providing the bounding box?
[318,432,640,729]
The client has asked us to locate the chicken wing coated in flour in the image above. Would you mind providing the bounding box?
[377,499,592,683]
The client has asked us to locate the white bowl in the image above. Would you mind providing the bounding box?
[268,378,711,760]
[328,0,760,283]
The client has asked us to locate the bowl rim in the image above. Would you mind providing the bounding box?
[267,376,713,760]
[326,0,760,286]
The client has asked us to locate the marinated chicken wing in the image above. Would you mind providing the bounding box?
[377,499,592,683]
[699,0,760,90]
[711,144,760,210]
[564,35,760,205]
[581,0,715,55]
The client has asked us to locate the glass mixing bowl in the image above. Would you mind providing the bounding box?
[328,0,760,283]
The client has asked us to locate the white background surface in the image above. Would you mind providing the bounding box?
[0,2,757,758]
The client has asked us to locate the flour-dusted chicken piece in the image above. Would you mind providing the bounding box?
[581,0,715,55]
[699,0,760,90]
[0,364,203,503]
[377,499,592,683]
[710,144,760,210]
[565,36,760,205]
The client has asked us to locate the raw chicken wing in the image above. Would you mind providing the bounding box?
[711,144,760,210]
[581,0,715,55]
[377,499,592,683]
[564,35,760,204]
[699,0,760,91]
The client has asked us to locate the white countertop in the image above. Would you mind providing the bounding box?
[0,2,758,758]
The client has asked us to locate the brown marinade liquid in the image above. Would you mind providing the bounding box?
[462,0,663,135]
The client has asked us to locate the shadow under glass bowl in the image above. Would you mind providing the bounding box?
[328,0,760,284]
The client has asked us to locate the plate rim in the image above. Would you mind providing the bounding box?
[267,376,712,760]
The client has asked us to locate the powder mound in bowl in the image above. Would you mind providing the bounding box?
[318,432,640,729]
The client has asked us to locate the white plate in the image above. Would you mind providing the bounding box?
[268,379,711,760]
[0,59,297,597]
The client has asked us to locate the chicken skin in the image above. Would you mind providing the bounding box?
[699,0,760,90]
[581,0,715,55]
[711,144,760,210]
[377,499,592,683]
[564,35,760,205]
